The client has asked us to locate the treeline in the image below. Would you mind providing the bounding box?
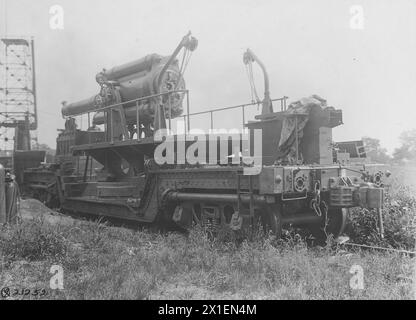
[363,129,416,165]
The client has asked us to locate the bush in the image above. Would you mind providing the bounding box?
[346,185,416,250]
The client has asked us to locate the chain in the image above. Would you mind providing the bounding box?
[321,200,329,235]
[245,61,261,105]
[174,48,192,91]
[310,180,330,236]
[311,181,322,217]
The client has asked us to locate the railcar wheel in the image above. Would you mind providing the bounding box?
[310,208,348,242]
[191,203,202,227]
[257,205,282,238]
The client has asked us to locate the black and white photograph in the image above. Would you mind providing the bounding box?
[0,0,415,305]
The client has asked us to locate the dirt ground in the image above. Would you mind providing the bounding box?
[19,199,74,226]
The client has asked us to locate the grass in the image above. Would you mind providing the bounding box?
[1,178,415,300]
[0,211,414,300]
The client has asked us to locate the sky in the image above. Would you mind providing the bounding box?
[0,0,415,153]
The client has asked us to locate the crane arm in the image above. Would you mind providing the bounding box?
[157,31,198,88]
[243,49,273,115]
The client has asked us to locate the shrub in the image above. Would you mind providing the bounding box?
[346,185,416,250]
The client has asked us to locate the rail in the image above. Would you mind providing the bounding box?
[183,96,288,131]
[66,90,289,142]
[67,89,189,142]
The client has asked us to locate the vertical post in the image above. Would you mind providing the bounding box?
[237,173,241,215]
[136,101,140,140]
[83,155,89,182]
[377,208,384,239]
[295,116,299,164]
[210,111,214,131]
[0,165,6,224]
[30,38,38,130]
[186,90,190,133]
[169,93,172,131]
[183,115,187,134]
[249,175,254,217]
[88,112,91,144]
[110,110,114,143]
[242,106,246,129]
[90,155,93,179]
[11,139,15,173]
[104,111,108,142]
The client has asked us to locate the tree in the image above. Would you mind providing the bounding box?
[362,136,391,163]
[34,143,56,163]
[393,129,416,164]
[35,143,55,154]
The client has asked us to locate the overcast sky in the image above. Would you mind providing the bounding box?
[1,0,415,153]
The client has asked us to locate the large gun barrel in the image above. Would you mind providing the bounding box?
[62,33,198,127]
[98,53,162,81]
[61,54,185,124]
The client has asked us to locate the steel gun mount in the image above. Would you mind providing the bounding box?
[21,34,390,241]
[62,32,198,140]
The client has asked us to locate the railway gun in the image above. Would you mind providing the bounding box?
[23,32,389,239]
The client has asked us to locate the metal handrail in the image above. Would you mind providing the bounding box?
[67,90,289,141]
[67,89,189,142]
[185,97,288,118]
[182,96,288,131]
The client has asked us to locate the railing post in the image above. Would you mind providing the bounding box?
[90,155,93,179]
[88,112,91,144]
[210,111,214,131]
[136,101,140,140]
[186,90,190,133]
[104,111,107,142]
[110,110,114,144]
[295,116,299,164]
[168,92,172,131]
